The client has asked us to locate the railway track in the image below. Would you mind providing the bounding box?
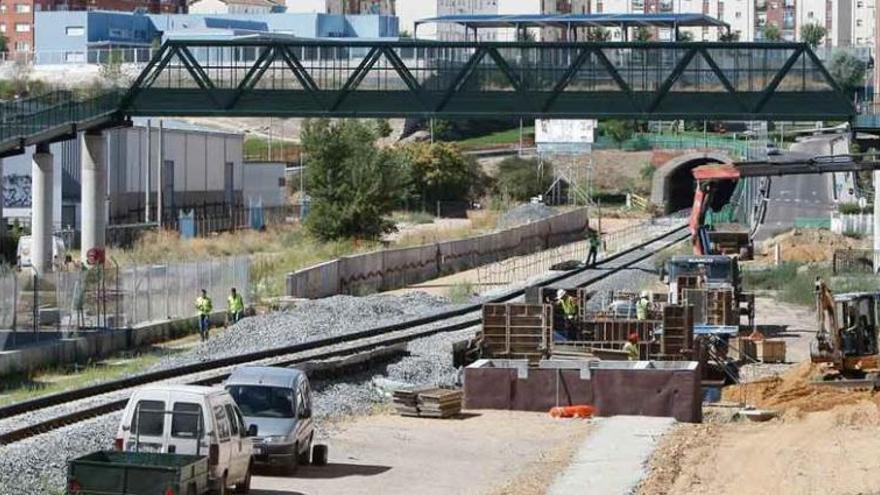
[0,221,688,446]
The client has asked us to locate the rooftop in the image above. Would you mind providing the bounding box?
[415,13,729,30]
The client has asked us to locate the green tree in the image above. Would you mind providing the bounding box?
[600,120,635,147]
[828,51,867,93]
[634,27,653,42]
[587,27,612,42]
[763,23,782,41]
[402,142,484,206]
[495,157,553,201]
[719,31,740,42]
[301,119,405,240]
[800,23,827,48]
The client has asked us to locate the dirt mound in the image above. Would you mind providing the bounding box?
[757,228,867,264]
[722,361,874,414]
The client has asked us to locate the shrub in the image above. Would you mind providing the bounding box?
[494,156,554,201]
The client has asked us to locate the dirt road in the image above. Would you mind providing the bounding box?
[251,410,591,495]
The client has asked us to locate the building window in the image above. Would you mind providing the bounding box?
[0,5,6,13]
[65,25,84,36]
[858,1,864,6]
[807,11,813,18]
[0,24,5,33]
[15,23,30,32]
[14,3,29,12]
[857,19,863,27]
[64,51,84,63]
[14,41,28,52]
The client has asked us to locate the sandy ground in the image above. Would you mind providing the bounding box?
[639,295,880,495]
[250,410,591,495]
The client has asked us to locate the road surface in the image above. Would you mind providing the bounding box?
[755,135,849,241]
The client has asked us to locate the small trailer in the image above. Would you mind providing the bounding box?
[67,450,210,495]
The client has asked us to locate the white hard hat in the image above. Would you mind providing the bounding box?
[640,291,649,298]
[557,289,567,300]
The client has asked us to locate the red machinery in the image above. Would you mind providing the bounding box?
[689,164,753,258]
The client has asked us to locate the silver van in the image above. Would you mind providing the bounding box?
[225,367,314,474]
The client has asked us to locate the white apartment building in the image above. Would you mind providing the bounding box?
[402,0,874,48]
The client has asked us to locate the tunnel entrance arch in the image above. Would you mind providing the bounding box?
[650,152,733,213]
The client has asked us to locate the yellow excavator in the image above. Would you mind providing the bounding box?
[812,279,880,377]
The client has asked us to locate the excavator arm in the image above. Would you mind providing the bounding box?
[812,279,840,365]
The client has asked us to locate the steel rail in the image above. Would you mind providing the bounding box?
[0,223,688,445]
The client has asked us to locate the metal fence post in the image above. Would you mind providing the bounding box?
[146,265,152,322]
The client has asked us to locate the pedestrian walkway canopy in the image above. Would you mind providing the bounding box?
[414,13,730,41]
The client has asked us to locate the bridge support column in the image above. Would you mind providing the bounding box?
[0,158,5,239]
[31,143,53,276]
[81,131,106,264]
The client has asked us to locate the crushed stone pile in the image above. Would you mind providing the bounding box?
[497,203,558,229]
[149,292,455,371]
[722,361,875,415]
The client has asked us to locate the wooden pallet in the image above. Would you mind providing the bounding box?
[393,388,463,419]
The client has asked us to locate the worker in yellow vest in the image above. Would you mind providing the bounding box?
[636,292,651,320]
[227,287,245,324]
[195,289,213,342]
[556,289,578,340]
[623,333,640,361]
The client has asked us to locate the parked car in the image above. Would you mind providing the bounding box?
[226,367,315,474]
[115,384,254,494]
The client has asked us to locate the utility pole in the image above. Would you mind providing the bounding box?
[157,120,164,229]
[145,119,151,223]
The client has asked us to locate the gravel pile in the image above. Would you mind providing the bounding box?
[150,292,455,371]
[497,203,557,229]
[0,413,121,495]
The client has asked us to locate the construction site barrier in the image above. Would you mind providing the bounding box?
[286,208,591,299]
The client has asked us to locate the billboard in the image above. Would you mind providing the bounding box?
[535,119,596,144]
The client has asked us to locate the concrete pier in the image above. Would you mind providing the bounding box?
[81,131,107,263]
[31,143,53,275]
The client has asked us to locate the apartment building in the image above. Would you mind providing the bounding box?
[325,0,393,15]
[0,0,184,55]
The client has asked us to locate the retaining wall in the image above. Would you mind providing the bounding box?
[0,311,226,376]
[286,208,590,298]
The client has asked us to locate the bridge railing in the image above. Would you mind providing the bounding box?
[0,89,123,148]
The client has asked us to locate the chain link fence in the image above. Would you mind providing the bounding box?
[0,257,250,351]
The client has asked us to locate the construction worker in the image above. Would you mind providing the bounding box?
[227,287,245,324]
[636,291,651,320]
[556,289,578,340]
[195,289,213,342]
[623,333,640,361]
[586,230,600,267]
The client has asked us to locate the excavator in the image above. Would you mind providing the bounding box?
[812,279,880,378]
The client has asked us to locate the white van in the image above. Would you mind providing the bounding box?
[116,385,254,494]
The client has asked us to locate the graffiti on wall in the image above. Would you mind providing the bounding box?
[3,175,31,208]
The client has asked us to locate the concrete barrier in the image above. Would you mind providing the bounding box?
[463,359,702,423]
[0,311,226,376]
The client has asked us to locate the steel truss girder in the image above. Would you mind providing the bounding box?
[121,40,856,121]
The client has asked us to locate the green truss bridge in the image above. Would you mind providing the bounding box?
[0,38,855,157]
